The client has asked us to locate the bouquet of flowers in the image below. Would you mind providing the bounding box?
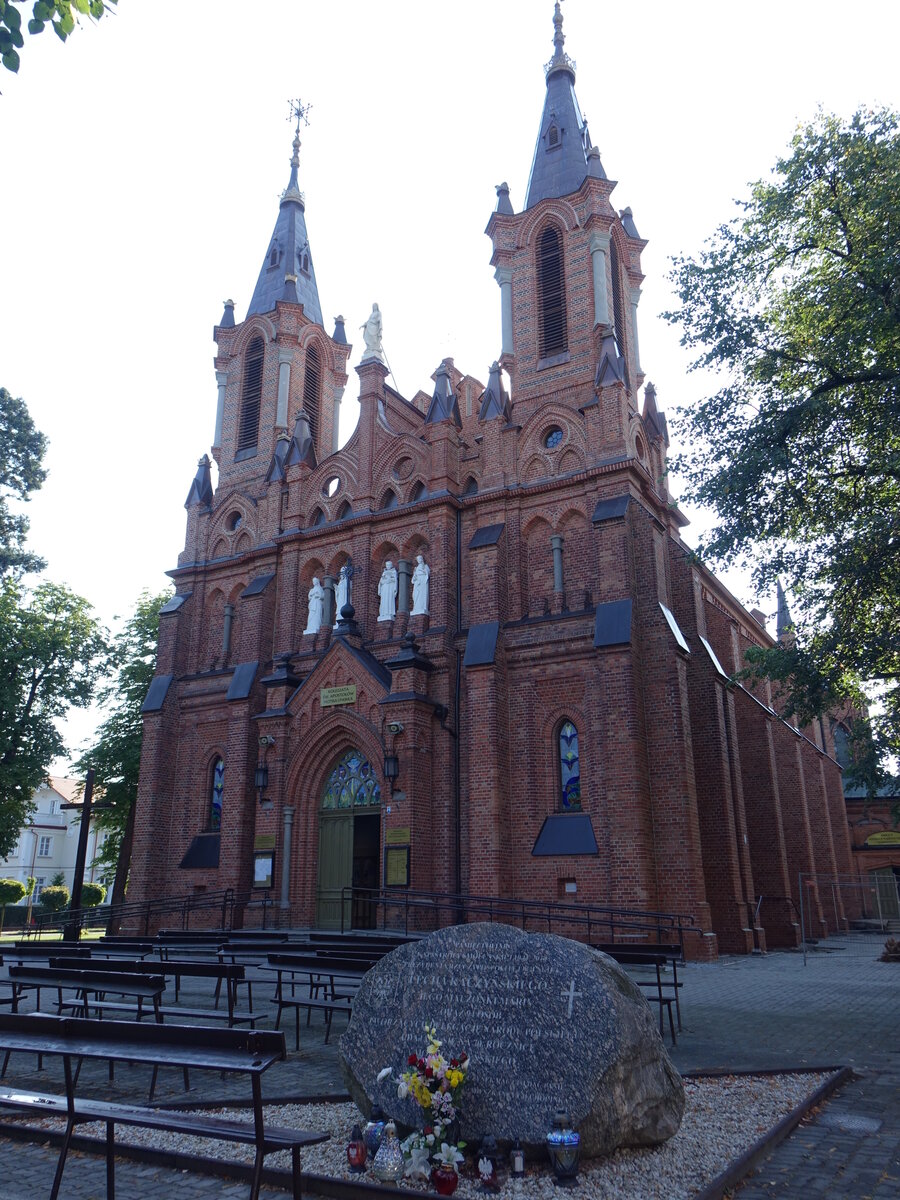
[377,1022,470,1175]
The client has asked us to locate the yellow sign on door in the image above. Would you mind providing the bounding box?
[321,685,357,707]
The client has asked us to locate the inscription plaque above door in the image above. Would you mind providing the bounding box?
[321,685,357,707]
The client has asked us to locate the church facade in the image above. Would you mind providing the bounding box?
[129,6,856,957]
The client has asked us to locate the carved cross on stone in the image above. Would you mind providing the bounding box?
[561,979,582,1018]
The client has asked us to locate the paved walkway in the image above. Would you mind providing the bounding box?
[0,936,897,1197]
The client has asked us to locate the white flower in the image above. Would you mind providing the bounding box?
[376,1067,392,1082]
[397,1080,409,1099]
[436,1142,464,1168]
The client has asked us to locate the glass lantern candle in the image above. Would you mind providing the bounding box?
[363,1105,385,1156]
[346,1123,367,1173]
[546,1110,580,1186]
[478,1134,502,1192]
[510,1139,525,1177]
[372,1120,404,1183]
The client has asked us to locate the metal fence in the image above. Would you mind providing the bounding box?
[799,872,899,964]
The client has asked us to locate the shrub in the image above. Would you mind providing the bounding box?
[39,885,70,913]
[81,882,107,908]
[0,878,27,932]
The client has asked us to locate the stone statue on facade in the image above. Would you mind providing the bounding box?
[304,576,325,634]
[411,554,430,616]
[360,303,384,362]
[333,563,352,626]
[377,560,398,622]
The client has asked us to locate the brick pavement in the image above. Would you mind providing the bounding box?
[0,936,897,1197]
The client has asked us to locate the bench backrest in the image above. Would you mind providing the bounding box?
[267,952,372,974]
[9,944,92,959]
[10,965,166,996]
[0,1011,286,1069]
[49,956,245,980]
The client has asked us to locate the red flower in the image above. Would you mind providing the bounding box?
[408,1054,418,1065]
[424,1126,433,1135]
[450,1058,459,1067]
[425,1066,434,1078]
[418,1058,426,1070]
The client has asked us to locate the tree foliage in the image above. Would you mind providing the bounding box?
[74,589,170,898]
[0,0,116,74]
[0,577,107,856]
[0,387,47,577]
[664,107,900,780]
[38,882,69,912]
[80,880,106,907]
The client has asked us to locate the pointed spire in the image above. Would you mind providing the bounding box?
[246,104,323,324]
[479,361,512,422]
[620,207,640,239]
[776,579,794,641]
[426,362,462,428]
[595,328,625,387]
[332,314,348,344]
[283,409,317,469]
[219,298,235,328]
[525,3,593,208]
[642,382,668,444]
[185,454,213,508]
[265,436,289,483]
[494,181,514,215]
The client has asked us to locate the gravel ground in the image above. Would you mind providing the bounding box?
[10,1073,830,1199]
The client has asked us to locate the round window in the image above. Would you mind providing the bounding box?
[544,426,564,449]
[227,511,242,531]
[323,476,341,498]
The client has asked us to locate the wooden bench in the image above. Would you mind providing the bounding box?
[48,956,263,1027]
[0,1012,328,1200]
[593,942,683,1026]
[264,953,369,1049]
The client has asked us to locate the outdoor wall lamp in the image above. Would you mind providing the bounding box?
[255,763,271,808]
[383,754,399,793]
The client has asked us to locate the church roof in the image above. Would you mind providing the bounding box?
[246,125,323,324]
[524,3,601,209]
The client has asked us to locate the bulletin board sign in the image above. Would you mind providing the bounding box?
[253,851,275,889]
[384,846,410,888]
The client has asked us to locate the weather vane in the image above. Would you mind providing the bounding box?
[287,98,313,135]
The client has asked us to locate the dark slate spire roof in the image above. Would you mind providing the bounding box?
[595,329,625,387]
[776,579,794,640]
[219,298,235,328]
[246,128,323,324]
[332,314,348,344]
[425,363,462,428]
[283,409,317,469]
[185,454,213,508]
[642,382,669,445]
[479,361,512,422]
[525,2,600,209]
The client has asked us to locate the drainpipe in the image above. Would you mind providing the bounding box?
[454,506,463,900]
[281,807,294,910]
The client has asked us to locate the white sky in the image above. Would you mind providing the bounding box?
[2,0,898,769]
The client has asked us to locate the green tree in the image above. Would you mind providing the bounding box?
[0,387,47,578]
[0,577,107,856]
[0,1,116,74]
[75,589,170,909]
[80,880,106,907]
[38,882,69,912]
[664,107,900,784]
[0,877,26,931]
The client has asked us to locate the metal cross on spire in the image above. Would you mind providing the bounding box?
[287,98,313,135]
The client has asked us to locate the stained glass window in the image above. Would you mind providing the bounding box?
[559,721,581,811]
[209,758,224,831]
[321,749,382,810]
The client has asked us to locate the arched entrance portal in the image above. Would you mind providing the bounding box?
[316,749,381,929]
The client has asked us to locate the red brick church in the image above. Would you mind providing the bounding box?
[129,5,855,956]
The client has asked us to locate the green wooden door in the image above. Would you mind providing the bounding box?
[317,813,353,929]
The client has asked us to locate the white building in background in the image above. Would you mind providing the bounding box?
[0,777,107,903]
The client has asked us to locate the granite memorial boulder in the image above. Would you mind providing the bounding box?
[339,922,684,1157]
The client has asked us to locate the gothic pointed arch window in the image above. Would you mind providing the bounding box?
[208,757,225,831]
[236,336,265,455]
[558,720,581,811]
[609,237,630,388]
[537,225,568,360]
[321,749,382,810]
[303,344,322,442]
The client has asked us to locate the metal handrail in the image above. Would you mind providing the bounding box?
[339,885,699,957]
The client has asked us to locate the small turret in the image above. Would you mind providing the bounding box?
[185,454,213,508]
[479,362,511,422]
[425,362,462,428]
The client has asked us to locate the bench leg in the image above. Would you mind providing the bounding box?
[291,1145,302,1199]
[50,1118,74,1200]
[106,1119,116,1199]
[667,1001,677,1047]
